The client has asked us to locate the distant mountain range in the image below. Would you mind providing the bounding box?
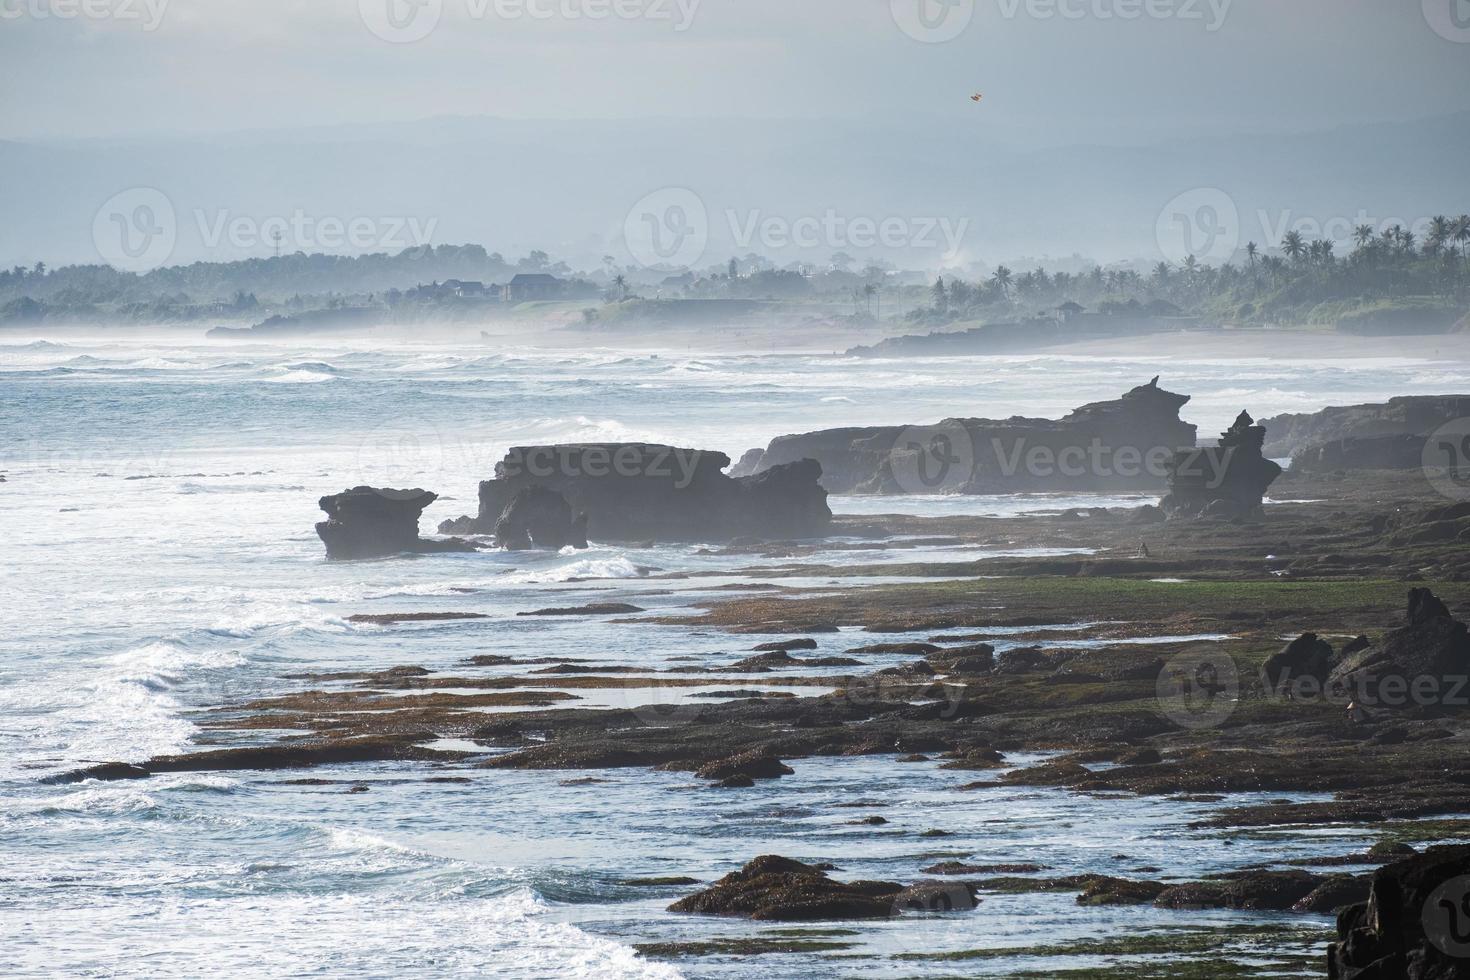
[3,111,1467,271]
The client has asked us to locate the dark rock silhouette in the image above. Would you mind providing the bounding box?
[492,486,588,551]
[1263,633,1337,693]
[316,487,475,560]
[729,378,1196,494]
[1329,589,1470,712]
[438,444,830,543]
[1160,410,1283,521]
[1328,844,1470,979]
[1291,433,1428,473]
[1262,394,1470,459]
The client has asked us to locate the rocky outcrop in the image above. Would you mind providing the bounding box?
[492,486,588,551]
[1291,433,1428,473]
[1263,633,1337,692]
[1328,844,1470,979]
[730,378,1197,494]
[438,444,831,543]
[315,487,476,560]
[1329,589,1470,713]
[668,855,979,921]
[1263,395,1470,459]
[1160,411,1282,521]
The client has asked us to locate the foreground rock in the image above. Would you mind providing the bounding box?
[1263,394,1470,459]
[1328,844,1470,979]
[1329,589,1470,713]
[1160,410,1282,520]
[730,378,1196,494]
[669,855,978,921]
[438,444,831,542]
[316,487,476,560]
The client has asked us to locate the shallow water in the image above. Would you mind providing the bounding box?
[3,334,1464,977]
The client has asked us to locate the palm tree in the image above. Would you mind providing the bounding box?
[1245,241,1258,269]
[931,277,949,312]
[1353,225,1375,248]
[989,266,1013,300]
[1454,215,1470,262]
[1427,216,1452,258]
[1261,255,1287,285]
[613,274,628,299]
[1282,231,1308,264]
[862,282,878,316]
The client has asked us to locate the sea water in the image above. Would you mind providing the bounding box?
[1,334,1458,977]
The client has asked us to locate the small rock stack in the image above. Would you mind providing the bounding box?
[1161,410,1283,521]
[315,486,475,560]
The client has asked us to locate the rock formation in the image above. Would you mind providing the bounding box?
[1262,395,1470,459]
[437,444,830,543]
[1328,844,1470,979]
[492,486,589,551]
[1263,632,1337,693]
[1160,411,1282,520]
[1329,589,1470,713]
[730,378,1197,494]
[315,487,476,560]
[668,855,979,921]
[1291,433,1428,473]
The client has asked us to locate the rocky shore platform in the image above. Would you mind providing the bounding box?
[58,462,1470,976]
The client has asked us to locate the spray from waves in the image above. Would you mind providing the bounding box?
[513,415,664,445]
[262,369,337,384]
[496,555,649,585]
[3,888,683,979]
[3,807,683,980]
[2,640,247,773]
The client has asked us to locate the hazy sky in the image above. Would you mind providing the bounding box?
[3,0,1467,146]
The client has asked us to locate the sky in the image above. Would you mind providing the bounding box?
[1,0,1467,270]
[2,0,1468,147]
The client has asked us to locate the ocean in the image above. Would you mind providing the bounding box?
[1,333,1460,977]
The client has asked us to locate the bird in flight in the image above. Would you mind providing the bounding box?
[970,93,983,103]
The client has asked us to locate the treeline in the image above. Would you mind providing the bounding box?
[910,216,1470,327]
[0,245,575,323]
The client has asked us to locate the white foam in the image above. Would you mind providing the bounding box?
[262,369,336,384]
[497,555,647,584]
